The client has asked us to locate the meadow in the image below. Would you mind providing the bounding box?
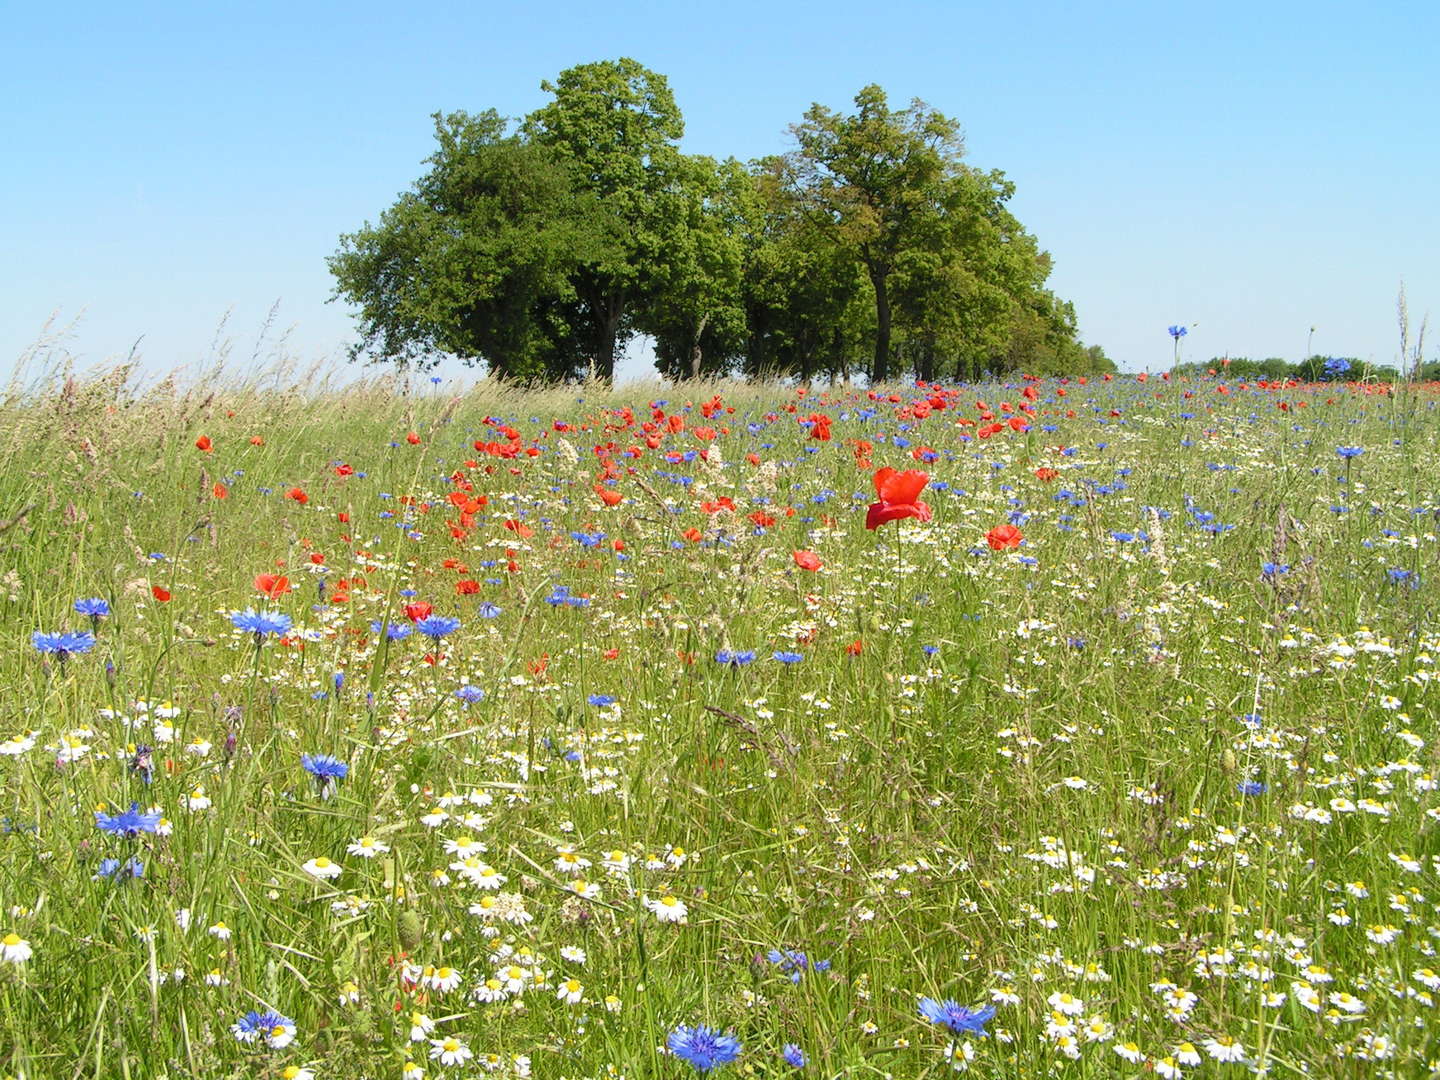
[1,361,1438,1079]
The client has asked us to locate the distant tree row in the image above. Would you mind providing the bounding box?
[328,58,1113,383]
[1174,356,1414,381]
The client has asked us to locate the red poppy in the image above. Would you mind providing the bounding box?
[195,435,212,452]
[985,523,1023,550]
[865,468,932,531]
[595,485,622,507]
[286,487,309,505]
[254,573,289,598]
[250,435,265,446]
[845,639,864,656]
[503,519,534,539]
[212,481,229,499]
[151,585,171,602]
[334,463,355,477]
[403,602,433,623]
[406,431,422,445]
[1033,467,1059,482]
[792,550,823,571]
[455,579,480,596]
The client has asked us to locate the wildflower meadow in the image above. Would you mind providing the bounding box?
[2,365,1439,1079]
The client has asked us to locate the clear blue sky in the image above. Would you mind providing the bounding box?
[5,0,1436,381]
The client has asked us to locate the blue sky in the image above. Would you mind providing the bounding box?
[5,0,1436,381]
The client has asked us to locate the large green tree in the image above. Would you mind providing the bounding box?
[328,110,595,379]
[639,155,749,379]
[786,85,963,383]
[523,58,687,381]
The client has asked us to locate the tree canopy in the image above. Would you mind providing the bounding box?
[329,61,1113,382]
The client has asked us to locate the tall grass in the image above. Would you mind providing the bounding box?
[1,356,1438,1078]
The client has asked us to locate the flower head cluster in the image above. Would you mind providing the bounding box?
[667,1025,743,1072]
[73,597,110,619]
[414,615,461,640]
[918,997,997,1036]
[230,608,292,642]
[231,1008,297,1048]
[95,802,162,839]
[32,630,96,658]
[301,753,349,797]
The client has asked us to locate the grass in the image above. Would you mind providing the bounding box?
[1,357,1439,1078]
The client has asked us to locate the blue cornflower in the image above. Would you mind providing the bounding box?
[229,609,292,642]
[1323,356,1352,377]
[95,802,162,839]
[95,856,144,880]
[781,1043,806,1068]
[31,630,96,658]
[370,619,413,641]
[477,602,502,618]
[1167,325,1188,340]
[1389,567,1419,587]
[1261,561,1290,579]
[918,998,997,1036]
[715,649,756,667]
[74,597,110,619]
[414,615,461,639]
[588,694,617,707]
[667,1025,743,1073]
[455,685,486,705]
[1336,446,1364,459]
[300,753,349,797]
[230,1008,297,1048]
[773,651,804,664]
[1238,780,1267,796]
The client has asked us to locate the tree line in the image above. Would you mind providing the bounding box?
[329,58,1114,383]
[1175,356,1414,381]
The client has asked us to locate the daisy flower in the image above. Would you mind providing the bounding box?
[302,856,343,880]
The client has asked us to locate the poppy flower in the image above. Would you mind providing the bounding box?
[403,602,433,623]
[1033,468,1058,482]
[845,639,864,656]
[286,488,308,505]
[151,585,171,603]
[212,481,229,499]
[254,573,289,599]
[595,485,622,507]
[865,468,931,531]
[985,524,1023,550]
[406,431,422,445]
[792,550,823,572]
[195,435,212,452]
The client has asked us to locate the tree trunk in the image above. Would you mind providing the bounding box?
[869,266,891,384]
[595,290,625,382]
[918,342,935,384]
[688,312,710,380]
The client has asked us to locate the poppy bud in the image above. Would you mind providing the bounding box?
[397,909,423,952]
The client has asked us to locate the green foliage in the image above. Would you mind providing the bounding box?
[331,65,1103,382]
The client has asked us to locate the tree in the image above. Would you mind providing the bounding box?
[524,58,686,381]
[786,85,963,383]
[328,110,594,379]
[739,157,868,381]
[639,155,749,379]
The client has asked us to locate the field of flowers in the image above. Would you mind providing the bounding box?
[1,367,1438,1079]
